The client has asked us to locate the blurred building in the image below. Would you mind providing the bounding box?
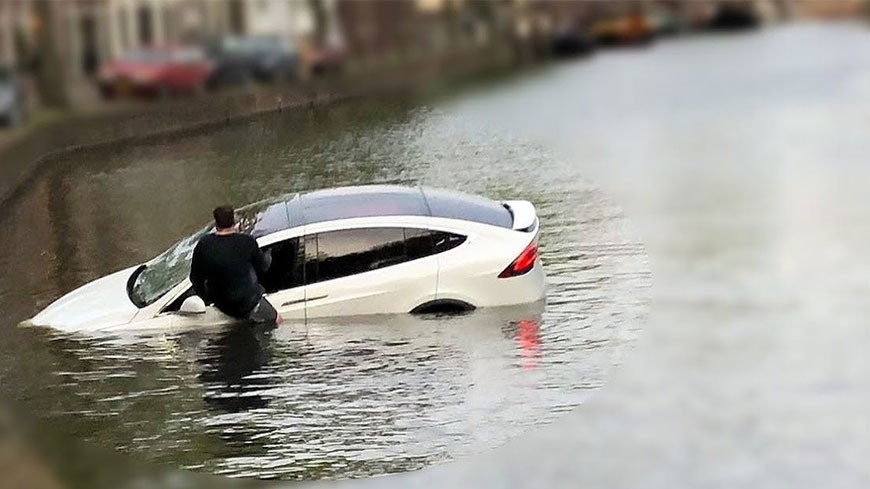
[61,0,325,78]
[0,0,336,80]
[6,0,864,108]
[0,0,35,69]
[336,0,419,59]
[789,0,869,19]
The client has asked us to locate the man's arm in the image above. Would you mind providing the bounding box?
[250,237,271,279]
[190,244,209,302]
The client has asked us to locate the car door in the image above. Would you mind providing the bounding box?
[259,237,307,320]
[302,227,439,318]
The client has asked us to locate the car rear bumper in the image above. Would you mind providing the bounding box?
[98,79,166,98]
[438,259,546,309]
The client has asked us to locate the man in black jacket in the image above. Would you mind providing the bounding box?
[190,205,282,326]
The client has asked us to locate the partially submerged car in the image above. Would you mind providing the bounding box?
[31,186,545,332]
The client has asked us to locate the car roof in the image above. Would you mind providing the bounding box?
[238,185,512,238]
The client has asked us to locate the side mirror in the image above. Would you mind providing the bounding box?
[179,295,207,315]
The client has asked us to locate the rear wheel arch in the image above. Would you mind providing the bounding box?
[410,299,476,315]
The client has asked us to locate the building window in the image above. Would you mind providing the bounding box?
[119,7,129,51]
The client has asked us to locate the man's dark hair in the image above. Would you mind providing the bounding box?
[213,205,236,229]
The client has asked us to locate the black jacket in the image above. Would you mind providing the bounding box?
[190,233,271,318]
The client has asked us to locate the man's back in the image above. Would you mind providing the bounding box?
[190,233,266,318]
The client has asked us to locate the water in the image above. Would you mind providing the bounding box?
[0,81,649,482]
[6,20,863,489]
[336,22,870,489]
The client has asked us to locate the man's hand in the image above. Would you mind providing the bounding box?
[262,248,273,271]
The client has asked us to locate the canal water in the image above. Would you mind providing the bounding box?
[0,75,650,481]
[5,20,865,489]
[338,22,870,489]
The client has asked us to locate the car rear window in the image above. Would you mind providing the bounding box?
[122,50,171,63]
[422,188,512,229]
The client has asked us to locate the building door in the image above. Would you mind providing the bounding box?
[80,15,98,75]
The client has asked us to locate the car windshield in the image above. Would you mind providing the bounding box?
[127,196,293,308]
[121,50,171,64]
[217,36,274,52]
[218,36,246,54]
[128,224,212,307]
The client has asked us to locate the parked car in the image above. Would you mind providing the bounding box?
[708,3,760,31]
[97,46,213,100]
[590,12,655,46]
[309,43,347,76]
[646,10,691,37]
[551,28,595,58]
[205,35,298,88]
[30,185,546,332]
[0,66,27,127]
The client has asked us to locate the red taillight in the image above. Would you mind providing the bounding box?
[499,242,538,278]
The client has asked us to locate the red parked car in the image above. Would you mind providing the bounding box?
[310,44,347,76]
[97,46,214,100]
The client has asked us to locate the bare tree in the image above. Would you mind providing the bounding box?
[33,0,69,109]
[309,0,328,46]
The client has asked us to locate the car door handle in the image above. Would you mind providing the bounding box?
[281,295,328,307]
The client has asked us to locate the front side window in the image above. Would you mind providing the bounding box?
[260,238,304,293]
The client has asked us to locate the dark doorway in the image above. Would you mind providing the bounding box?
[79,15,99,75]
[137,6,153,45]
[229,0,245,35]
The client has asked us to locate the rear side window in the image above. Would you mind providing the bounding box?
[307,228,406,284]
[304,228,466,284]
[431,231,467,253]
[405,227,434,260]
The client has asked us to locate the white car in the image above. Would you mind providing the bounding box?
[30,185,545,332]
